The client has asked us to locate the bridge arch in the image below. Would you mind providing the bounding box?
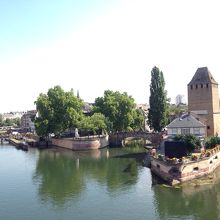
[109,131,162,147]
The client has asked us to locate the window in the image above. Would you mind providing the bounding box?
[181,128,190,135]
[207,125,210,130]
[201,84,203,88]
[193,167,199,171]
[206,83,209,88]
[156,164,160,169]
[172,128,178,135]
[190,85,193,90]
[193,128,200,135]
[196,84,198,89]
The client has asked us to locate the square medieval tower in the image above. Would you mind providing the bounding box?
[188,67,220,136]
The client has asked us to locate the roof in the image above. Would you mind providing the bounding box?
[188,67,218,86]
[167,114,205,128]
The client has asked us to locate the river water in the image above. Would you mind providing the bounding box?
[1,143,220,220]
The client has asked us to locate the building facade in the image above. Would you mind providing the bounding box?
[188,67,220,136]
[167,114,206,139]
[21,110,37,132]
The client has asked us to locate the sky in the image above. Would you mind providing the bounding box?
[1,0,220,113]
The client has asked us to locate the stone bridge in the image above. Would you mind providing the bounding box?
[109,131,163,147]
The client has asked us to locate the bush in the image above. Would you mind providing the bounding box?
[173,134,201,153]
[205,136,220,149]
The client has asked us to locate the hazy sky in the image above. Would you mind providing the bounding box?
[1,0,220,113]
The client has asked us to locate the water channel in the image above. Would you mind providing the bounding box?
[1,143,220,220]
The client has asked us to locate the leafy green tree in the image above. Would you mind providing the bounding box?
[0,114,3,126]
[148,66,169,132]
[167,103,187,123]
[12,118,21,127]
[79,113,107,135]
[93,90,143,132]
[173,134,201,153]
[34,86,83,137]
[205,135,220,149]
[131,109,145,131]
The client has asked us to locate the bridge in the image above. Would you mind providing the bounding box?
[109,131,163,147]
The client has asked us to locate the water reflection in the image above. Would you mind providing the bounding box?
[153,166,220,220]
[33,147,142,206]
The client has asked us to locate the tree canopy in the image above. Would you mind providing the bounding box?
[173,134,201,153]
[79,112,108,135]
[34,86,83,137]
[148,66,169,132]
[0,114,21,127]
[205,135,220,149]
[93,90,144,132]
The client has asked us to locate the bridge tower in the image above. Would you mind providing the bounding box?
[188,67,220,136]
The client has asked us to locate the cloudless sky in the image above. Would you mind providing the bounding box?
[1,0,220,112]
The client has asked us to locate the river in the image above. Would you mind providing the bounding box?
[1,143,220,220]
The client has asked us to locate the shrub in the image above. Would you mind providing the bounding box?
[205,136,220,149]
[173,134,201,153]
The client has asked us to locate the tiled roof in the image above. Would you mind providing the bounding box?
[188,67,218,86]
[167,114,205,128]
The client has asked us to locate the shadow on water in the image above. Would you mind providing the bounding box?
[114,152,147,160]
[33,146,142,207]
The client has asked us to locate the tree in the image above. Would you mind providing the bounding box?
[148,66,168,132]
[0,114,3,126]
[167,103,187,123]
[34,86,83,137]
[79,113,108,135]
[130,109,145,131]
[173,134,201,153]
[93,90,143,132]
[205,135,220,149]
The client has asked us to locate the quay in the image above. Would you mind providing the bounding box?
[52,135,109,150]
[150,145,220,185]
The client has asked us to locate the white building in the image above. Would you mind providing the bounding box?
[167,114,206,139]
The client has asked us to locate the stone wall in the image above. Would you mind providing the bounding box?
[151,145,220,185]
[52,135,109,150]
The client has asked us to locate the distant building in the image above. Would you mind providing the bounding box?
[83,102,94,116]
[175,94,185,105]
[188,67,220,136]
[21,110,37,132]
[2,111,24,120]
[167,114,206,139]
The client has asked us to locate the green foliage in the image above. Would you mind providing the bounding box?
[0,114,3,126]
[130,108,145,131]
[167,104,187,123]
[34,86,83,137]
[148,66,169,132]
[93,90,144,132]
[205,135,220,149]
[0,114,21,127]
[173,134,201,153]
[79,113,107,135]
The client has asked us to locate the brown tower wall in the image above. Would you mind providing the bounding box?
[188,67,220,137]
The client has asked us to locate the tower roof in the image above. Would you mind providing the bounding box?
[188,67,218,86]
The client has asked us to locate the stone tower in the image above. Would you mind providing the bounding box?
[188,67,220,136]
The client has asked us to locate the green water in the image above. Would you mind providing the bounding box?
[1,143,220,220]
